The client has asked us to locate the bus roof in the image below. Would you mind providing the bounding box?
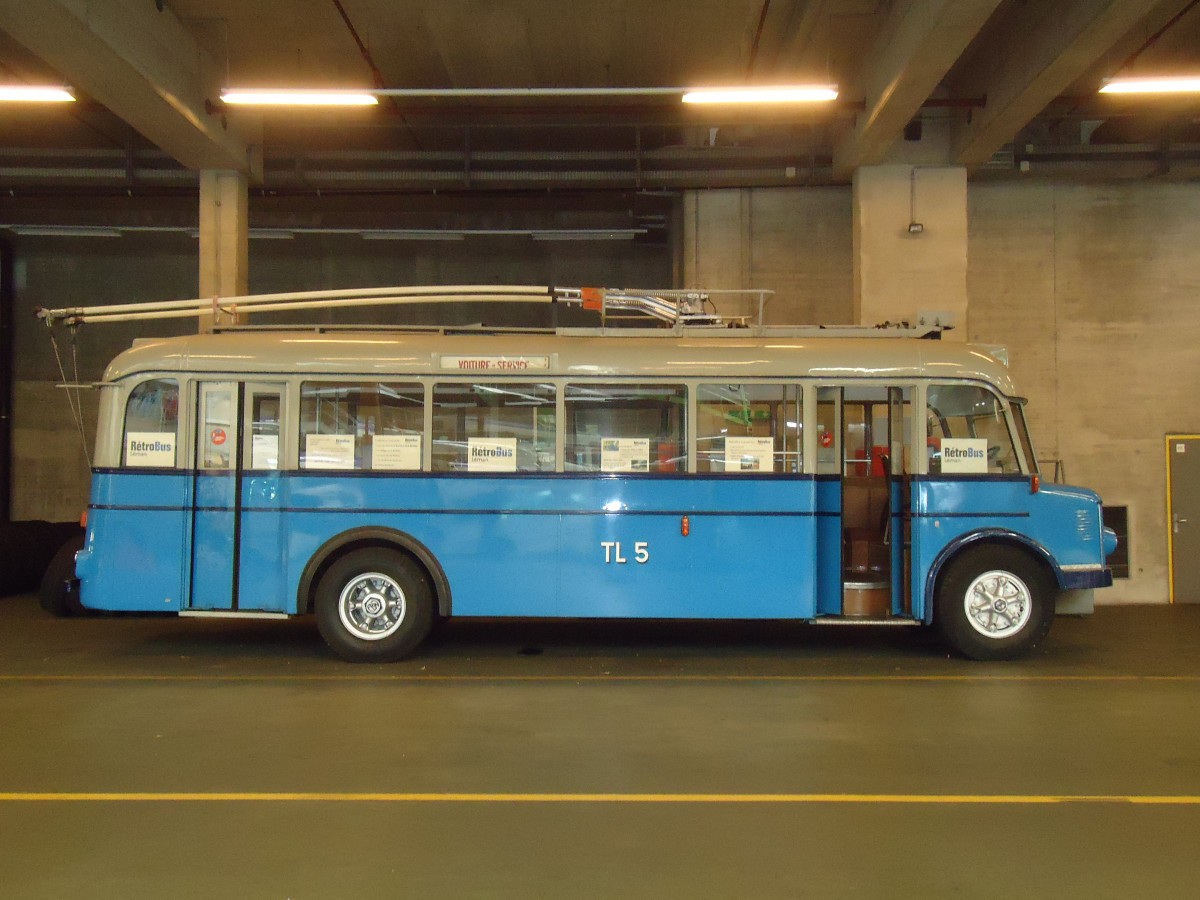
[102,329,1019,396]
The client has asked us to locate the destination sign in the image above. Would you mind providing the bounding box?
[440,355,550,371]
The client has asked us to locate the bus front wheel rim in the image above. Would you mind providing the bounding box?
[338,572,407,641]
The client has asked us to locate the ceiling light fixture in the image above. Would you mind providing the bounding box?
[1099,76,1200,94]
[0,86,75,102]
[218,85,841,106]
[681,85,838,104]
[220,89,379,106]
[373,87,683,98]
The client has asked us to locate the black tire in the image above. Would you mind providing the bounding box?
[39,534,87,617]
[935,545,1054,661]
[314,548,434,662]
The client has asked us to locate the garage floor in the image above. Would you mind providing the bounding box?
[2,595,1200,898]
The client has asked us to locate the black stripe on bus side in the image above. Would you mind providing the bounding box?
[90,504,1025,519]
[90,503,835,518]
[909,511,1030,519]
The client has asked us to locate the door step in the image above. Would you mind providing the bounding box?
[810,617,922,627]
[180,610,289,620]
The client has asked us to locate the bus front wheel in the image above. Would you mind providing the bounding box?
[935,546,1054,661]
[315,548,434,663]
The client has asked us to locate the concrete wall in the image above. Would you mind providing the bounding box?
[853,166,968,338]
[968,182,1200,603]
[11,235,198,524]
[683,188,853,325]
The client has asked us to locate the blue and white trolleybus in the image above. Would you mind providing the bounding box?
[44,286,1116,661]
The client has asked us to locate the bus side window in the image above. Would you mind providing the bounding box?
[299,382,423,470]
[565,383,686,473]
[122,378,179,468]
[696,383,801,473]
[431,382,556,473]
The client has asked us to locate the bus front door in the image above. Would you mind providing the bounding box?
[821,385,913,619]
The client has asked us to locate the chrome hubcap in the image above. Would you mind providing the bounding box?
[338,572,407,641]
[964,570,1032,639]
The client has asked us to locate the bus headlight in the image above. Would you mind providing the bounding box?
[1102,526,1118,558]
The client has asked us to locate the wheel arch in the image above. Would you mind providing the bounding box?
[298,526,451,617]
[924,529,1058,625]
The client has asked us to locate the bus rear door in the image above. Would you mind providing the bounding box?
[189,381,287,612]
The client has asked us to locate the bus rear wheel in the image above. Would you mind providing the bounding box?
[935,546,1054,661]
[315,548,434,663]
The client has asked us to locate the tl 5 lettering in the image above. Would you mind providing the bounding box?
[600,541,649,564]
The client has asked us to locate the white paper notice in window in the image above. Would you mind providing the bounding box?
[601,437,649,472]
[305,434,356,469]
[940,438,989,474]
[725,436,774,472]
[468,437,518,472]
[373,434,422,470]
[125,432,176,467]
[252,434,279,469]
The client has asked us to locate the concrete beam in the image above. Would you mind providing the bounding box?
[833,0,1001,180]
[0,0,254,174]
[950,0,1164,166]
[752,0,826,78]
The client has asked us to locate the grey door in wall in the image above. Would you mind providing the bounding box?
[1168,436,1200,604]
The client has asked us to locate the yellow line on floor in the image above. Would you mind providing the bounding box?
[1,673,1200,683]
[1,792,1199,804]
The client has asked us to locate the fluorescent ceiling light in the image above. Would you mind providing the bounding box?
[375,87,681,98]
[1100,76,1200,94]
[0,86,75,102]
[220,89,378,106]
[361,230,466,241]
[682,85,838,104]
[531,230,643,241]
[12,226,120,237]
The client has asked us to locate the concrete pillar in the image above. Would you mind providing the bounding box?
[198,169,248,332]
[852,164,967,339]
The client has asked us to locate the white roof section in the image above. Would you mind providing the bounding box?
[103,329,1019,397]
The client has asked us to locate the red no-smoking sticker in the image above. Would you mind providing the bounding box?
[210,428,227,446]
[820,431,834,448]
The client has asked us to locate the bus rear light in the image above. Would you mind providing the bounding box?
[681,515,690,536]
[1031,475,1040,494]
[79,509,88,528]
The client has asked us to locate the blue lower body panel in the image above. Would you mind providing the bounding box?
[85,472,827,619]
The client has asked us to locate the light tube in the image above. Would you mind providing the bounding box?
[682,85,838,104]
[0,86,75,102]
[220,89,379,106]
[1100,77,1200,94]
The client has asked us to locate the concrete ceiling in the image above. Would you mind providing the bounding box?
[0,0,1198,196]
